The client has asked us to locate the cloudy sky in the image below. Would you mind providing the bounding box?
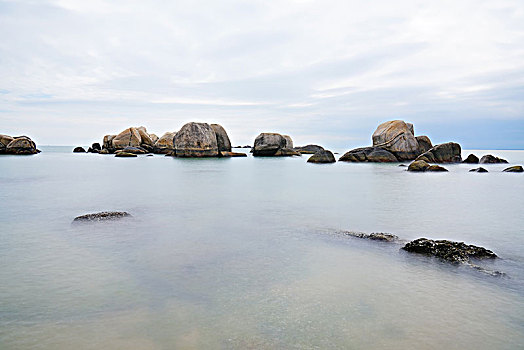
[1,0,523,149]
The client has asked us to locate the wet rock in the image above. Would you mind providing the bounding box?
[210,124,232,152]
[407,160,430,172]
[307,150,336,163]
[253,133,291,156]
[469,167,488,173]
[503,165,523,172]
[220,151,247,157]
[294,145,325,154]
[462,154,479,164]
[339,147,398,162]
[372,120,420,161]
[153,132,176,154]
[416,142,462,163]
[427,164,448,172]
[402,238,497,263]
[115,152,137,157]
[416,136,433,154]
[343,231,399,242]
[73,211,131,222]
[6,136,40,155]
[73,146,86,153]
[479,154,508,164]
[175,122,219,157]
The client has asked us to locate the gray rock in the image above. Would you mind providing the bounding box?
[416,142,462,163]
[73,211,131,222]
[372,120,420,160]
[416,136,433,154]
[210,124,232,152]
[294,145,325,154]
[283,135,293,149]
[339,147,398,162]
[175,122,219,157]
[112,127,142,149]
[402,238,497,263]
[503,165,523,172]
[479,154,508,164]
[253,133,288,156]
[463,154,479,164]
[469,167,488,173]
[153,132,176,154]
[307,150,336,163]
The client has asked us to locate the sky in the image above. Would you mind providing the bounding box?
[1,0,523,149]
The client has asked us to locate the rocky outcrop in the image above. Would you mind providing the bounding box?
[294,145,324,154]
[307,150,336,163]
[210,124,232,152]
[407,160,448,172]
[174,122,219,157]
[463,154,479,164]
[469,167,488,173]
[3,136,40,155]
[416,142,462,163]
[479,155,508,164]
[503,165,523,172]
[150,134,159,144]
[402,238,497,263]
[153,132,176,154]
[372,120,420,161]
[112,127,142,149]
[342,231,398,242]
[103,135,116,151]
[73,146,86,153]
[283,135,293,149]
[73,211,131,222]
[339,147,398,162]
[253,133,298,156]
[416,136,433,154]
[136,127,154,146]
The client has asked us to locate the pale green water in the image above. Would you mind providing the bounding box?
[0,148,523,349]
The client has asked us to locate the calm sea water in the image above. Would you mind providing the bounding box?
[0,147,523,349]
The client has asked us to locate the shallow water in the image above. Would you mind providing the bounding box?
[1,147,523,349]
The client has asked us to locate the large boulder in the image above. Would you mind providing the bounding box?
[416,136,433,154]
[112,127,142,149]
[479,155,508,164]
[136,126,154,146]
[372,120,420,160]
[463,154,479,164]
[174,122,219,157]
[6,136,39,155]
[339,147,398,162]
[153,132,176,154]
[0,134,14,153]
[210,124,231,152]
[416,142,462,163]
[307,150,336,163]
[294,145,324,154]
[252,133,288,156]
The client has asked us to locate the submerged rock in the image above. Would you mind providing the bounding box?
[294,145,325,154]
[372,120,420,161]
[480,154,508,164]
[73,146,86,153]
[469,167,488,173]
[503,165,523,172]
[307,150,336,163]
[462,154,479,164]
[73,211,131,222]
[339,147,398,162]
[118,146,147,154]
[416,142,462,163]
[343,231,399,242]
[402,238,497,263]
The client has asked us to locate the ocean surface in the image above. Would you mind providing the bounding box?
[1,147,523,349]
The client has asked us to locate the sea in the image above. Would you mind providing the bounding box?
[0,147,523,349]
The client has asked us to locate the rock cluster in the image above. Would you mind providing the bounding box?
[407,160,448,172]
[402,238,497,263]
[252,133,300,156]
[0,134,40,155]
[73,211,131,222]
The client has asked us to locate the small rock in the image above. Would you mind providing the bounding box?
[307,150,336,163]
[479,154,508,164]
[73,146,86,153]
[427,164,448,172]
[503,165,523,172]
[220,151,247,157]
[73,211,131,222]
[462,154,479,164]
[343,231,399,242]
[407,160,430,172]
[115,152,137,157]
[469,167,488,173]
[294,145,325,154]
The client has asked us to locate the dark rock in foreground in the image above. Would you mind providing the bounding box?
[73,146,86,153]
[343,231,399,242]
[462,154,479,164]
[480,154,508,164]
[307,150,336,163]
[73,211,131,222]
[416,142,462,163]
[294,144,325,154]
[503,165,523,172]
[469,167,488,173]
[339,147,398,162]
[407,160,448,172]
[402,238,497,263]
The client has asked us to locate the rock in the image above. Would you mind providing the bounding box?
[73,211,131,222]
[343,231,399,242]
[99,149,110,154]
[136,126,154,146]
[416,136,433,154]
[112,127,142,149]
[73,146,86,153]
[469,167,488,173]
[118,146,147,154]
[416,142,462,163]
[503,165,523,172]
[87,147,99,153]
[479,155,508,164]
[242,145,251,148]
[427,164,448,172]
[153,132,176,154]
[174,122,218,157]
[463,154,479,164]
[0,134,14,153]
[372,120,420,160]
[406,123,415,135]
[103,135,116,150]
[274,148,301,156]
[402,238,497,263]
[307,150,336,163]
[252,133,288,156]
[283,135,293,149]
[220,151,247,157]
[339,147,398,162]
[294,145,325,154]
[399,164,407,167]
[91,143,101,151]
[150,134,159,144]
[115,152,137,157]
[210,124,232,152]
[6,136,39,155]
[407,160,430,172]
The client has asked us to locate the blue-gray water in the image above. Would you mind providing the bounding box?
[1,147,523,349]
